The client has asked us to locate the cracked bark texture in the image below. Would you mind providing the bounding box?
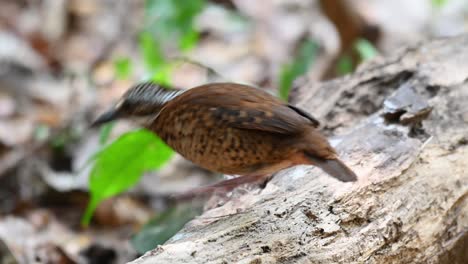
[130,35,468,264]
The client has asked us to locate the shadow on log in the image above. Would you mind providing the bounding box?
[130,35,468,264]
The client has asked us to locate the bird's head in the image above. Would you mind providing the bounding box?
[91,82,183,127]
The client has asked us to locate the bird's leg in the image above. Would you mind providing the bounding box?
[173,174,268,201]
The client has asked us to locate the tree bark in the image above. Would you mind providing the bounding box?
[130,35,468,264]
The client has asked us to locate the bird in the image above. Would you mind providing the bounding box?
[92,82,357,198]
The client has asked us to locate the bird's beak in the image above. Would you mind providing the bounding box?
[91,108,119,127]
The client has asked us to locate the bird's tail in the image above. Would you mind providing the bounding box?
[305,154,357,182]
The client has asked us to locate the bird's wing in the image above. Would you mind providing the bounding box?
[209,105,316,134]
[177,83,319,135]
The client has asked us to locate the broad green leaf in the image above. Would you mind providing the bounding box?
[81,129,174,226]
[114,57,132,79]
[131,203,203,253]
[354,39,378,61]
[279,39,318,101]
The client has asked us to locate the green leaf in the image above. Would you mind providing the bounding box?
[99,122,114,145]
[114,57,132,79]
[279,39,318,101]
[81,129,174,226]
[179,29,199,51]
[139,32,166,71]
[139,0,206,84]
[431,0,449,8]
[51,133,67,149]
[354,39,378,61]
[150,63,174,86]
[144,0,205,51]
[131,203,203,253]
[336,55,354,75]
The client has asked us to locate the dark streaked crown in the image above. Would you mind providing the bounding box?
[115,82,185,117]
[123,82,184,107]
